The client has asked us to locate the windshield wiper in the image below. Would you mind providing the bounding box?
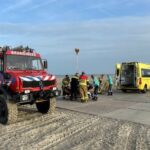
[26,67,33,70]
[7,66,20,70]
[25,67,39,70]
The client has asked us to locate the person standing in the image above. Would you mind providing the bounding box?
[62,75,70,99]
[79,72,89,102]
[99,74,104,94]
[70,73,79,100]
[91,75,99,100]
[107,75,113,96]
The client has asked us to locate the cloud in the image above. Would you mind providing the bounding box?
[2,0,32,13]
[1,0,150,24]
[26,0,58,11]
[1,15,150,74]
[1,16,150,51]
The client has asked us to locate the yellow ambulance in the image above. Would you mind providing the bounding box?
[120,62,150,93]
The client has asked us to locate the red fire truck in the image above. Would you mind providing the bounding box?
[0,46,60,125]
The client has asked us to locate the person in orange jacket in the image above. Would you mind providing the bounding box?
[79,72,89,102]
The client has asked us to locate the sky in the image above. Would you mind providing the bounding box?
[0,0,150,75]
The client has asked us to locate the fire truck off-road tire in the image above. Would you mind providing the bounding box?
[36,98,56,114]
[49,97,56,114]
[36,100,50,114]
[0,96,18,125]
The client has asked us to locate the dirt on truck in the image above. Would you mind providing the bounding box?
[0,46,60,125]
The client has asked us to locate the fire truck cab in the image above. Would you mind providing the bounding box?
[0,46,60,125]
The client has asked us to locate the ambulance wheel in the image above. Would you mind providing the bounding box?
[122,89,127,93]
[0,96,18,125]
[142,85,147,93]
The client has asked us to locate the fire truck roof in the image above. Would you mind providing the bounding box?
[0,46,41,58]
[6,50,40,57]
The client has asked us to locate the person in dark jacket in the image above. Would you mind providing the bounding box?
[70,73,79,100]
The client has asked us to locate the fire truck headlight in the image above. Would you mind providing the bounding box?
[24,90,30,94]
[53,87,57,90]
[22,95,29,101]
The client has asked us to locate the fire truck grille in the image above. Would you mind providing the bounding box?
[22,80,56,88]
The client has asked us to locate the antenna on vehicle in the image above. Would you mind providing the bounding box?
[12,45,34,53]
[2,46,10,51]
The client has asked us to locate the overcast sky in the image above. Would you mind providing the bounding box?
[0,0,150,75]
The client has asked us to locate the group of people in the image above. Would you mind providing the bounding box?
[61,72,113,103]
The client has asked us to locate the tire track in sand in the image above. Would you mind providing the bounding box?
[0,107,150,150]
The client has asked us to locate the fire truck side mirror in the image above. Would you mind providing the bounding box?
[43,60,48,69]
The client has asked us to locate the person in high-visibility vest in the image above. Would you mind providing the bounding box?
[79,72,89,102]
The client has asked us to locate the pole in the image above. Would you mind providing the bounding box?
[76,53,79,73]
[75,48,80,73]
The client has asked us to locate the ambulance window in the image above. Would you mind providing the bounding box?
[141,69,150,77]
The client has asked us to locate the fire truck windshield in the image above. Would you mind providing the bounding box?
[6,55,43,70]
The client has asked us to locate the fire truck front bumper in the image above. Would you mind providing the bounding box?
[14,88,61,105]
[49,88,61,97]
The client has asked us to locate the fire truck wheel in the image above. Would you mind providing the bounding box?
[0,96,18,125]
[49,97,56,114]
[36,100,50,114]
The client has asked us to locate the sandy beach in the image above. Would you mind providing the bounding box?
[0,77,150,150]
[0,105,150,150]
